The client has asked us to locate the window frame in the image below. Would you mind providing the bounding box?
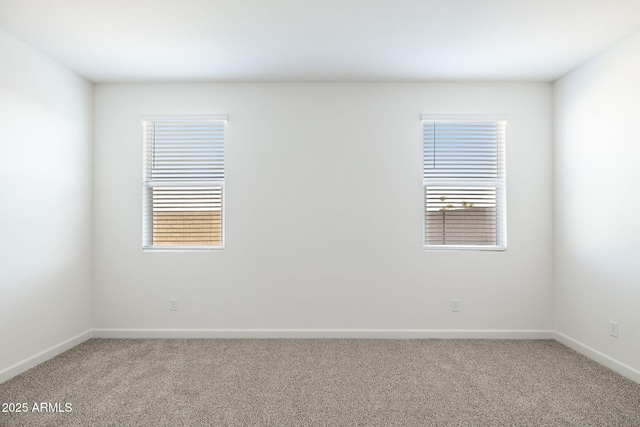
[141,114,227,252]
[422,114,507,251]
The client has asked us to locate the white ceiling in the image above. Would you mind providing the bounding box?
[1,0,640,83]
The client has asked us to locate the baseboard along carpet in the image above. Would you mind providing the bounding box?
[1,339,639,426]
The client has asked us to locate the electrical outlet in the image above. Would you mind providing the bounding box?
[170,299,178,311]
[451,299,460,312]
[610,321,618,338]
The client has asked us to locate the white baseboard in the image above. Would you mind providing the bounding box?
[554,331,640,384]
[92,328,555,339]
[0,330,93,384]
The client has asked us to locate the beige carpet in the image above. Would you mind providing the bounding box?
[1,339,639,426]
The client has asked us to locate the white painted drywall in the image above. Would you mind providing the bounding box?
[554,31,640,371]
[0,29,93,373]
[92,82,553,333]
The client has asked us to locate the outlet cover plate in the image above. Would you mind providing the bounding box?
[610,321,618,338]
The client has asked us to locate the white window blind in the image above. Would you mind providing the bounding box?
[142,115,227,250]
[422,115,507,250]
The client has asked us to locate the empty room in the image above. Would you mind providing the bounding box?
[1,0,639,425]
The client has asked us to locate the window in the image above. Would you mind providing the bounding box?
[422,115,507,250]
[142,115,226,250]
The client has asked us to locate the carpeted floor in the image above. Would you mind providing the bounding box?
[1,339,639,426]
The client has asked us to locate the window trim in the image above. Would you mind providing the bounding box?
[422,114,508,251]
[141,114,227,252]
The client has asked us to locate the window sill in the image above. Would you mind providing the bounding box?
[423,245,506,252]
[143,245,224,252]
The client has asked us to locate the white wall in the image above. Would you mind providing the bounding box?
[554,31,640,373]
[0,29,93,376]
[93,82,553,335]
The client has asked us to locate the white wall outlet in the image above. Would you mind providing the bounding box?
[610,321,618,338]
[170,298,178,311]
[451,299,460,312]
